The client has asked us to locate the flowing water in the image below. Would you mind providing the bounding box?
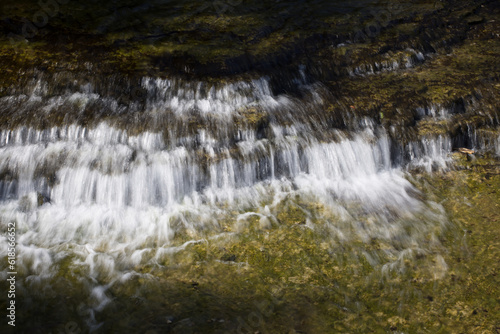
[0,59,499,331]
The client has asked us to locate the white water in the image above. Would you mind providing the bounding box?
[406,135,452,172]
[0,122,448,208]
[0,74,464,327]
[0,121,450,289]
[415,105,453,120]
[142,77,280,115]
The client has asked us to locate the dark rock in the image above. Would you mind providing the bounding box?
[467,153,476,162]
[37,192,51,206]
[221,254,237,262]
[466,15,485,25]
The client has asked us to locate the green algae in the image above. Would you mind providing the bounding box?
[0,0,467,77]
[323,9,500,144]
[0,1,499,333]
[105,155,499,333]
[1,152,499,333]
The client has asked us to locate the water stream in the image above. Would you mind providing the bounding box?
[1,68,482,329]
[1,20,499,329]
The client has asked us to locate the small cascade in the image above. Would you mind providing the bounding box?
[406,135,453,172]
[0,64,498,331]
[0,122,412,210]
[347,48,426,77]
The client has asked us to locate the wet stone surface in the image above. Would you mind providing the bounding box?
[0,0,499,333]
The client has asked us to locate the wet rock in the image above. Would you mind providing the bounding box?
[37,192,50,206]
[220,254,237,262]
[172,318,194,334]
[458,148,475,155]
[466,15,484,25]
[466,153,476,162]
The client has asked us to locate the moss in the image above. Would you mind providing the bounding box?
[1,0,487,77]
[322,11,499,144]
[235,106,268,127]
[4,155,499,333]
[0,1,499,332]
[417,118,450,136]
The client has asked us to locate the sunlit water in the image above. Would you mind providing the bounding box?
[0,70,497,330]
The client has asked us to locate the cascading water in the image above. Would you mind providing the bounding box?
[0,70,459,328]
[1,0,499,331]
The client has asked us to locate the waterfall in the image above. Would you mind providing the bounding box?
[0,69,489,330]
